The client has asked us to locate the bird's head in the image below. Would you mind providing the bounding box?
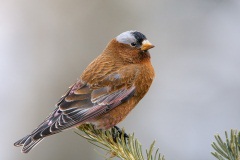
[116,30,154,52]
[105,31,155,63]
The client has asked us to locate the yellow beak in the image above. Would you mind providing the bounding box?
[141,40,155,51]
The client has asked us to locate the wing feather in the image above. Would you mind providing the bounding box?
[21,66,139,143]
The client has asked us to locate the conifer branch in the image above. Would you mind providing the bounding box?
[211,129,240,160]
[76,124,165,160]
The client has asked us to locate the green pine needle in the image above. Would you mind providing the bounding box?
[211,129,240,160]
[76,124,165,160]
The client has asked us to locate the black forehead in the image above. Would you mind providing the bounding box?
[131,31,147,43]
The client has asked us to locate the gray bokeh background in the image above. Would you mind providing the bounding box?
[1,0,240,160]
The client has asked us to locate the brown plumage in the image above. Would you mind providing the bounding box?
[14,30,155,153]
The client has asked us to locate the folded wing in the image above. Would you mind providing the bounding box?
[14,66,139,153]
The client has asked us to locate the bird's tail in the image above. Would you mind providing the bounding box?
[14,135,43,153]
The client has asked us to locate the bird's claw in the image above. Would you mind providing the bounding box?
[112,126,129,143]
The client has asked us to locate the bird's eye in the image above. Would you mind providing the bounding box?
[130,42,137,47]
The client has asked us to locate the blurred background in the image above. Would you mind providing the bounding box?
[1,0,240,160]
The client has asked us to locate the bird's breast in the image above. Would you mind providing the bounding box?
[134,62,155,100]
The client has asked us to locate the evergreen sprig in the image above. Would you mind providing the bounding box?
[211,130,240,160]
[76,124,165,160]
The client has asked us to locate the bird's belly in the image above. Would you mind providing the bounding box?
[88,98,138,130]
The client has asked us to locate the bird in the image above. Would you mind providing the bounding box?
[14,30,155,153]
